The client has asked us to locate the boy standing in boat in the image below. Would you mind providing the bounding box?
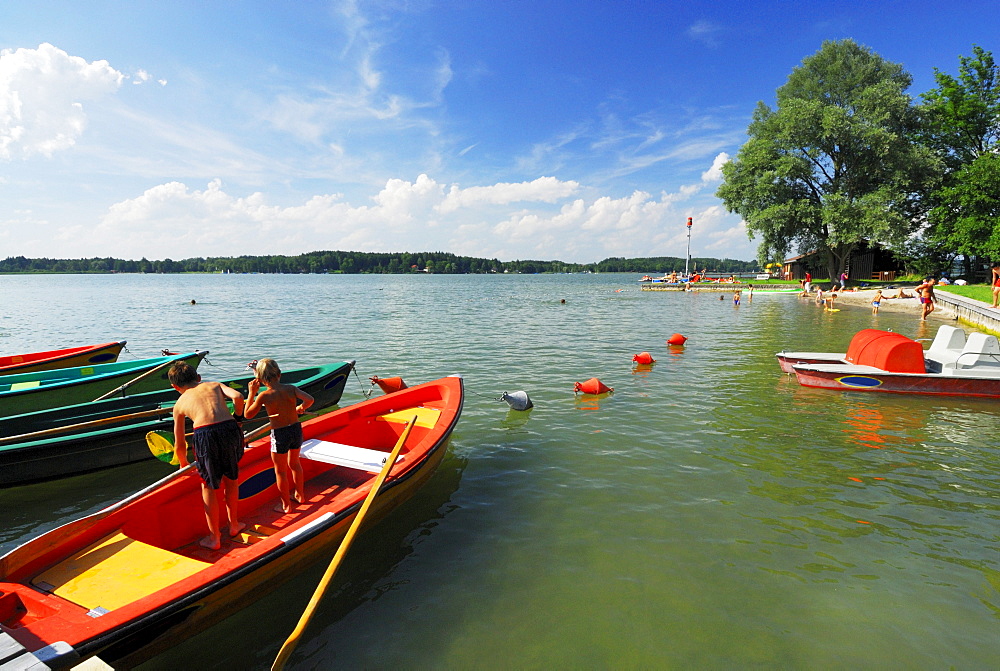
[244,358,314,514]
[168,361,247,550]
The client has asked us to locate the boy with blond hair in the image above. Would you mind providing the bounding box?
[245,358,314,513]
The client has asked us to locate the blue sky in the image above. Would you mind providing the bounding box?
[0,1,996,264]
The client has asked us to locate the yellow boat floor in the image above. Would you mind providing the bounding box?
[33,532,210,613]
[378,406,440,428]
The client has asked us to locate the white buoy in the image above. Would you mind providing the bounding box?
[500,391,533,411]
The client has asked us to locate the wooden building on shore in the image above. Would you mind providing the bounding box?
[782,242,905,282]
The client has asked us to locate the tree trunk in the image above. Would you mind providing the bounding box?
[824,243,856,285]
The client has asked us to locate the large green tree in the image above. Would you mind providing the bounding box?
[717,39,939,280]
[920,46,1000,271]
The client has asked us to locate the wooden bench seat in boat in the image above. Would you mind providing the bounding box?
[298,407,441,472]
[299,440,402,473]
[31,532,210,614]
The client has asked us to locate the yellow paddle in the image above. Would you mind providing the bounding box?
[146,420,279,464]
[271,415,417,671]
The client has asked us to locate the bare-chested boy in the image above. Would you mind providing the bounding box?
[169,361,246,550]
[244,358,314,513]
[916,278,937,321]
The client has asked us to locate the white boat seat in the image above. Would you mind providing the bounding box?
[954,332,1000,368]
[928,325,966,354]
[299,439,400,473]
[926,326,967,369]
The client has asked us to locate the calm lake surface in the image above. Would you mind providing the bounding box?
[1,273,997,669]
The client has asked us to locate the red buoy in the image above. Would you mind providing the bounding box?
[632,351,656,364]
[573,377,613,394]
[667,333,688,346]
[370,375,407,394]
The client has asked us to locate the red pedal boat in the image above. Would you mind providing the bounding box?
[0,341,126,376]
[0,375,463,669]
[789,327,1000,397]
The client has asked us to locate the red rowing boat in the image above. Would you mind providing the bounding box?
[0,341,127,376]
[0,375,463,669]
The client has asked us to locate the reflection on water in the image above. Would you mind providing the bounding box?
[0,274,996,669]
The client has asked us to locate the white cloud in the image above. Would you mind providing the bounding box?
[437,176,579,214]
[701,152,729,182]
[65,152,753,262]
[687,20,723,48]
[0,43,123,159]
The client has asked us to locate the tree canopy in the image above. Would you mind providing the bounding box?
[717,39,940,280]
[921,46,1000,274]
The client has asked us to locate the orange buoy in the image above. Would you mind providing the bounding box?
[369,375,407,394]
[573,377,613,394]
[667,333,688,346]
[632,351,656,364]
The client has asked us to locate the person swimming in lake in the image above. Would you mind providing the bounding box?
[733,290,741,306]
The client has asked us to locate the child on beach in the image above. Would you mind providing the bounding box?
[169,361,247,550]
[244,358,315,513]
[825,292,837,311]
[872,289,882,314]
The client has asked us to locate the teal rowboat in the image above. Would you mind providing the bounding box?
[0,360,355,485]
[0,352,207,419]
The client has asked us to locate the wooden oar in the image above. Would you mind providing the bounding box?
[92,358,180,401]
[271,415,417,671]
[0,406,172,446]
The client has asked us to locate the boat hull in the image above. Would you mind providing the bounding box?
[0,361,355,485]
[775,352,845,374]
[793,365,1000,397]
[0,352,207,418]
[0,341,127,376]
[0,375,462,669]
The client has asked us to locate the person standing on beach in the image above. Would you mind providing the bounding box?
[839,271,848,290]
[804,271,812,294]
[916,278,937,321]
[871,289,883,314]
[992,263,1000,308]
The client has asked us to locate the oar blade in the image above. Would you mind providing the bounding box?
[146,430,182,464]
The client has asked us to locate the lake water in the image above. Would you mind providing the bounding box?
[1,273,997,669]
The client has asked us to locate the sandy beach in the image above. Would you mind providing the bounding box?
[805,287,929,314]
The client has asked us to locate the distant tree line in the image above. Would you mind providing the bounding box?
[595,257,757,273]
[0,251,756,275]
